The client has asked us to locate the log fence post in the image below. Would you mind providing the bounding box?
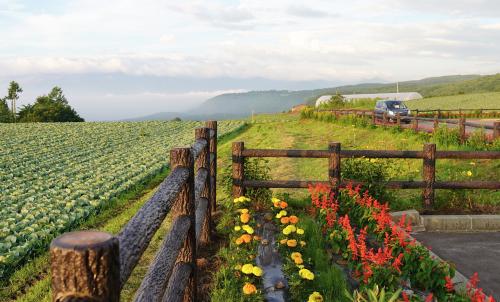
[50,231,120,302]
[232,142,245,198]
[206,121,217,220]
[170,147,196,302]
[459,115,466,144]
[396,112,401,127]
[433,113,439,132]
[195,127,211,245]
[412,113,418,131]
[371,110,376,125]
[328,142,341,199]
[383,112,388,126]
[494,121,500,140]
[422,143,436,210]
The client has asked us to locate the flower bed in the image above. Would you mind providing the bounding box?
[307,183,495,302]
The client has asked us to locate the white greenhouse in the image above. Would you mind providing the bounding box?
[315,92,423,107]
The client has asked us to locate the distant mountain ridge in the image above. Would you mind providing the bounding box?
[128,73,500,121]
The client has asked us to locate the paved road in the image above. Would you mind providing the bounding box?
[412,120,495,137]
[413,232,500,299]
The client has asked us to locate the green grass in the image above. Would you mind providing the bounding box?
[217,113,500,212]
[406,92,500,110]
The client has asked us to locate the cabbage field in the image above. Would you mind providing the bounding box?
[0,120,244,278]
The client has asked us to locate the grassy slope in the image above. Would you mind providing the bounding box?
[406,92,500,110]
[217,114,499,211]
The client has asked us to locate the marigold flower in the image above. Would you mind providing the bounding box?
[241,263,254,274]
[308,292,323,302]
[235,237,243,245]
[241,234,252,243]
[467,170,473,177]
[276,210,287,218]
[280,217,290,224]
[294,257,303,264]
[242,282,257,295]
[280,238,288,245]
[252,266,263,277]
[240,213,250,223]
[240,208,249,214]
[234,226,241,231]
[299,268,314,280]
[280,201,288,209]
[289,215,299,224]
[287,239,297,247]
[242,225,254,234]
[291,252,302,260]
[296,228,304,235]
[300,240,306,247]
[271,197,280,203]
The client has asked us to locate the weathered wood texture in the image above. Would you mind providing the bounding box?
[328,142,341,198]
[162,263,193,302]
[494,121,500,140]
[170,148,196,302]
[232,141,245,198]
[195,197,209,242]
[50,231,120,302]
[194,127,210,245]
[422,143,436,208]
[118,167,189,287]
[206,121,218,216]
[191,138,208,161]
[134,216,191,302]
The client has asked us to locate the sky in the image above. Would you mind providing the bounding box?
[1,0,500,120]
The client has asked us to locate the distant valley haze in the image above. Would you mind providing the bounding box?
[2,0,500,120]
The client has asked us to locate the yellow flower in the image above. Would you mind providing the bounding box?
[242,225,254,234]
[271,197,281,203]
[241,264,254,274]
[467,170,473,177]
[299,268,315,280]
[291,252,302,260]
[234,264,242,270]
[240,213,250,223]
[243,282,257,295]
[252,266,263,277]
[283,227,292,235]
[280,238,288,245]
[234,226,241,231]
[276,210,287,218]
[296,264,304,269]
[308,291,323,302]
[297,228,304,235]
[300,240,306,247]
[240,209,249,214]
[294,257,303,265]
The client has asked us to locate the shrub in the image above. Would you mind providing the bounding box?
[341,158,393,202]
[221,158,272,204]
[432,125,460,146]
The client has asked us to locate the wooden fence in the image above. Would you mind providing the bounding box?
[50,121,218,302]
[232,141,500,209]
[321,109,500,142]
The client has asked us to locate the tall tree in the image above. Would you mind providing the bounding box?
[6,81,23,122]
[17,87,84,123]
[0,97,11,123]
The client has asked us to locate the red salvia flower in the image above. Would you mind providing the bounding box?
[444,276,454,292]
[425,293,433,302]
[401,292,410,302]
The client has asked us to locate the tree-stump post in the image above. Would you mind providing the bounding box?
[170,147,196,302]
[195,127,211,245]
[459,115,466,144]
[437,109,441,119]
[396,112,401,127]
[232,142,245,198]
[383,112,388,126]
[372,110,376,125]
[206,121,217,222]
[50,231,120,302]
[494,121,500,140]
[328,142,341,199]
[412,112,418,131]
[433,113,439,132]
[422,143,436,210]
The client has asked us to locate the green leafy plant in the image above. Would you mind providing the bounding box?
[345,286,401,302]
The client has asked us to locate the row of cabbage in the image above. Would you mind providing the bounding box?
[0,120,244,278]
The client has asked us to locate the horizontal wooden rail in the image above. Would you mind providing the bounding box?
[241,180,500,190]
[118,166,189,286]
[163,263,193,302]
[134,215,191,302]
[234,141,500,211]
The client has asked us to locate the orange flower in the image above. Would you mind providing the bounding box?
[289,215,299,224]
[243,282,257,295]
[253,235,261,241]
[240,213,250,223]
[280,238,288,245]
[280,217,290,224]
[241,234,252,243]
[235,237,243,245]
[280,201,288,209]
[294,257,303,264]
[287,239,297,247]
